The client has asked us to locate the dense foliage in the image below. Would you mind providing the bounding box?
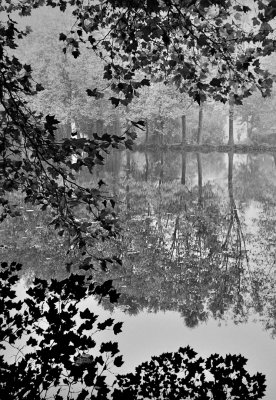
[0,261,122,400]
[51,0,276,104]
[113,346,266,400]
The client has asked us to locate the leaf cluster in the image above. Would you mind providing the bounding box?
[0,261,123,400]
[113,345,266,399]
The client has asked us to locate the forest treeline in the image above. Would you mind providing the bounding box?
[9,5,276,147]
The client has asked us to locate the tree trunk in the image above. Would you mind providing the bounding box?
[111,151,120,199]
[145,118,149,144]
[159,118,164,146]
[247,116,252,139]
[229,96,234,145]
[181,152,186,185]
[70,119,77,136]
[181,115,186,147]
[114,115,121,136]
[71,119,77,163]
[197,104,203,144]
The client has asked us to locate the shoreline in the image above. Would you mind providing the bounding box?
[132,143,276,154]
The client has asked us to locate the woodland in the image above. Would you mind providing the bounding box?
[1,0,276,399]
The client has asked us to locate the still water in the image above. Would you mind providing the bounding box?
[97,150,276,399]
[2,150,276,398]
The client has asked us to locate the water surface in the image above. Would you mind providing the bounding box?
[2,150,276,398]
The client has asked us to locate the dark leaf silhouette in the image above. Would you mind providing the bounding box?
[113,346,266,400]
[113,322,123,335]
[114,355,124,368]
[0,262,123,400]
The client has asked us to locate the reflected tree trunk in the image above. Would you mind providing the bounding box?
[197,152,203,255]
[112,151,120,198]
[272,154,276,168]
[197,153,203,206]
[197,104,203,144]
[126,150,131,212]
[222,151,234,253]
[229,95,234,146]
[223,151,247,266]
[91,120,97,135]
[170,215,179,258]
[159,151,164,185]
[114,115,121,136]
[181,115,187,147]
[181,152,186,185]
[228,150,234,206]
[226,151,236,244]
[159,118,164,146]
[145,152,149,182]
[247,116,253,139]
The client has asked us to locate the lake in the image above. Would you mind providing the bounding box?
[2,149,276,398]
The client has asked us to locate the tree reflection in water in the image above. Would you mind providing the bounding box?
[98,151,276,335]
[1,150,276,335]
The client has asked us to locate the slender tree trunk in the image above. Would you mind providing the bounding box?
[229,95,234,145]
[181,115,186,147]
[246,116,252,139]
[114,115,121,136]
[112,151,120,199]
[225,150,235,247]
[181,152,186,185]
[197,153,203,206]
[159,118,164,146]
[228,150,234,205]
[224,150,236,251]
[126,150,131,211]
[92,120,97,135]
[159,151,164,185]
[61,53,75,139]
[197,104,203,144]
[70,119,77,136]
[273,154,276,168]
[145,118,149,144]
[145,152,149,182]
[71,119,78,164]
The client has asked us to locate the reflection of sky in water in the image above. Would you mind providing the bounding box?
[83,297,276,400]
[6,281,276,399]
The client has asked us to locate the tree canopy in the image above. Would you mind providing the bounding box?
[35,0,276,104]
